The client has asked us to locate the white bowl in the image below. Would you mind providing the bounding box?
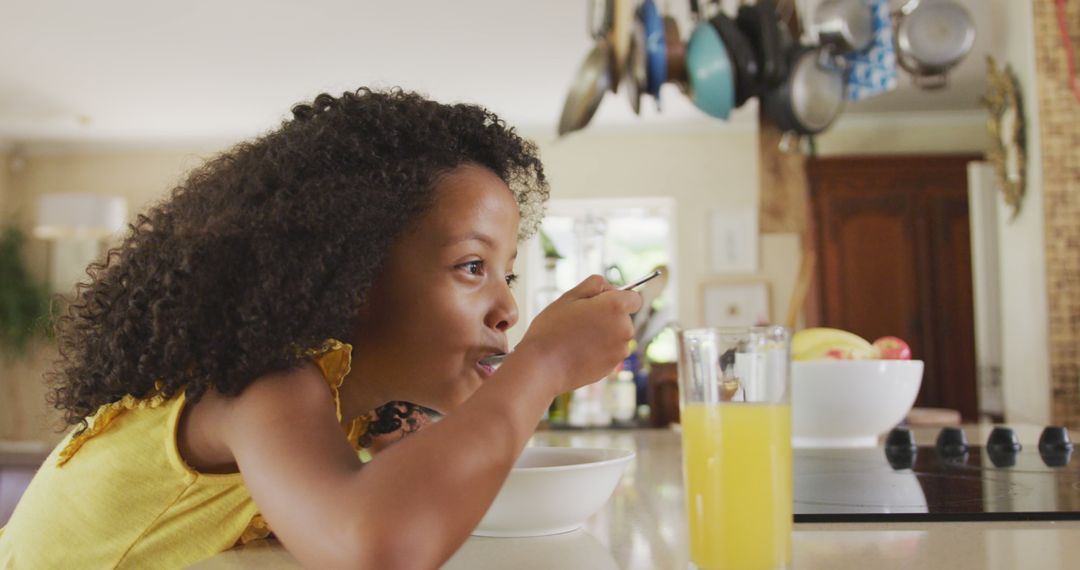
[472,447,635,537]
[792,360,924,448]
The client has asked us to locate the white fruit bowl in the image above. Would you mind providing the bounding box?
[473,447,635,538]
[792,360,924,448]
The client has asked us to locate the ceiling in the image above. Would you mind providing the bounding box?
[0,0,1002,147]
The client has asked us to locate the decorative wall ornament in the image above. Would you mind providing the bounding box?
[980,56,1026,220]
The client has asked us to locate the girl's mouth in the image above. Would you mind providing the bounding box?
[476,360,497,377]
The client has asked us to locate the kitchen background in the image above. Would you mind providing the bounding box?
[0,0,1075,443]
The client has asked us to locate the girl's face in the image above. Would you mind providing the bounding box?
[351,164,521,413]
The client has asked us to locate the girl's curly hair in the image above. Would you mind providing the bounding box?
[47,88,549,435]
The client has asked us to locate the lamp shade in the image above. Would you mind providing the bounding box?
[33,193,128,240]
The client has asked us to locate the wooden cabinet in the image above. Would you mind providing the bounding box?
[808,155,980,421]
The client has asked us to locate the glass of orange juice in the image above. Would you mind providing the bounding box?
[677,326,792,570]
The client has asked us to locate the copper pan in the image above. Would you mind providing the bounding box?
[663,14,687,88]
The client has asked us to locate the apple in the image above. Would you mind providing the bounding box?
[823,348,851,359]
[873,336,912,360]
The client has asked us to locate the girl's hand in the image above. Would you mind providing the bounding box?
[514,275,643,395]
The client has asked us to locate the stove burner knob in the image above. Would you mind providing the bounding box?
[1038,426,1075,453]
[886,449,917,470]
[987,450,1016,467]
[1040,449,1072,468]
[885,427,917,451]
[986,427,1022,453]
[1038,427,1075,467]
[935,426,969,456]
[884,427,918,469]
[986,427,1022,468]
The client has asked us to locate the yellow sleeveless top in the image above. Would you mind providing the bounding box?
[0,339,367,569]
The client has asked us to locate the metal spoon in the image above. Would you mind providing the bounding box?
[479,270,664,367]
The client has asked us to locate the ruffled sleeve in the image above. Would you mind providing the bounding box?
[300,339,353,424]
[235,513,273,546]
[59,340,363,470]
[57,391,170,467]
[300,339,371,452]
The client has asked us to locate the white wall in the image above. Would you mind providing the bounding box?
[817,112,989,156]
[993,0,1050,425]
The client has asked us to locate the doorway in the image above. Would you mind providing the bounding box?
[807,155,981,421]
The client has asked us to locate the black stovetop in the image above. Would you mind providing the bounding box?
[793,428,1080,523]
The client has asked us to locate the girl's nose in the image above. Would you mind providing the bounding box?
[485,283,518,332]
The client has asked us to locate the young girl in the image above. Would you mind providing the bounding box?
[0,88,641,568]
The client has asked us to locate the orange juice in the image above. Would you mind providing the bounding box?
[681,402,792,569]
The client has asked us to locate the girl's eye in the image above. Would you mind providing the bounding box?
[458,261,516,287]
[462,260,484,276]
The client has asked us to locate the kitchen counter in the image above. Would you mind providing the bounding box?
[193,426,1080,569]
[0,440,51,526]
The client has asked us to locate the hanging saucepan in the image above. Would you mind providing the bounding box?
[558,38,617,136]
[640,0,667,109]
[813,0,874,54]
[685,0,735,119]
[608,0,634,93]
[894,0,975,89]
[624,6,648,114]
[736,0,788,89]
[710,11,759,108]
[663,11,687,89]
[762,45,847,136]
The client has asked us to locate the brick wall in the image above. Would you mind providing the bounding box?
[1034,1,1080,428]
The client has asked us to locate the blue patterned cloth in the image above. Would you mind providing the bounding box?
[842,0,897,101]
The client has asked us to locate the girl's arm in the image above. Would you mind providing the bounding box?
[224,276,641,569]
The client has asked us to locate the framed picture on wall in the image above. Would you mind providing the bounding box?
[701,279,771,328]
[708,206,759,274]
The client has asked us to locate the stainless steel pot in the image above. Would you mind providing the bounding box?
[763,46,846,136]
[894,0,975,89]
[814,0,874,54]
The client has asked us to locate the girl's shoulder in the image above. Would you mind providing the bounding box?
[179,339,357,474]
[223,339,356,435]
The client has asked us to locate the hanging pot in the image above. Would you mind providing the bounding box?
[625,15,647,114]
[640,0,667,107]
[813,0,874,54]
[685,0,735,119]
[608,0,634,93]
[736,0,788,88]
[894,0,975,89]
[663,13,687,88]
[711,11,759,108]
[763,46,846,136]
[558,39,617,136]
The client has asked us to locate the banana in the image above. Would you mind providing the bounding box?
[792,327,876,361]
